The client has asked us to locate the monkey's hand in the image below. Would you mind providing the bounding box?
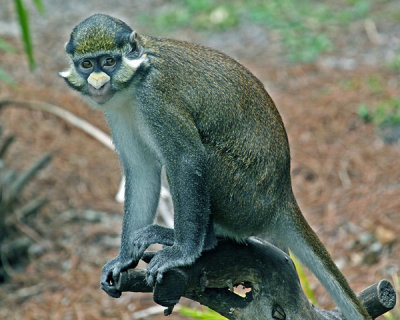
[146,245,198,286]
[101,226,176,297]
[100,255,138,298]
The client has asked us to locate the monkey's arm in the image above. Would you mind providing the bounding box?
[101,154,163,298]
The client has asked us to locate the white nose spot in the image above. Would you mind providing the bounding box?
[88,72,110,89]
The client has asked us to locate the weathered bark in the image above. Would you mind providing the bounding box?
[117,238,396,320]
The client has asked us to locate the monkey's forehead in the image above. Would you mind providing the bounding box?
[73,27,119,54]
[68,14,132,55]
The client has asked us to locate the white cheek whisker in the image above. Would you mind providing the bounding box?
[123,54,147,69]
[59,69,72,78]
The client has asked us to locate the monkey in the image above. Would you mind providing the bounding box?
[60,14,371,319]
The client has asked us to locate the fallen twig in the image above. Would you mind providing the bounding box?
[0,99,113,149]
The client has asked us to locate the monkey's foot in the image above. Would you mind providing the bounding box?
[130,225,175,262]
[145,245,198,286]
[100,255,138,298]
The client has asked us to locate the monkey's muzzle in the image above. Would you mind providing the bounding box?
[87,72,114,104]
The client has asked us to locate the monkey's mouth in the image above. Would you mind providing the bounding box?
[88,82,114,104]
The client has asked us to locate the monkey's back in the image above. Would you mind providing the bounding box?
[141,36,293,238]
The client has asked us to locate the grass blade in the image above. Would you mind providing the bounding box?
[180,306,227,319]
[290,251,317,305]
[14,0,35,70]
[32,0,45,15]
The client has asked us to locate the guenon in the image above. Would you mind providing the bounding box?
[60,14,371,319]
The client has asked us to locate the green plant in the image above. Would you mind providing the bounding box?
[139,0,370,63]
[389,52,400,71]
[139,0,238,32]
[290,252,317,305]
[245,0,370,63]
[179,254,317,320]
[0,0,44,84]
[357,104,374,123]
[358,99,400,127]
[180,306,227,320]
[14,0,44,70]
[366,75,384,94]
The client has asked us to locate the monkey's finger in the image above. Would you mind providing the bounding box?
[100,281,122,298]
[142,251,156,263]
[145,274,154,287]
[156,271,164,284]
[112,266,122,282]
[145,269,157,287]
[101,268,114,285]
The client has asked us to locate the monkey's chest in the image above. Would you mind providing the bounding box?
[105,104,162,167]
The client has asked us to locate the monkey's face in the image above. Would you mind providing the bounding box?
[66,55,117,104]
[60,14,147,106]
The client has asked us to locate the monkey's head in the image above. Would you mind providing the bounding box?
[60,14,147,105]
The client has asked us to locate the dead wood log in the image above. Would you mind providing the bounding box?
[117,238,396,320]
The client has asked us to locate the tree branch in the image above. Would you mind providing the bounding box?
[117,238,396,320]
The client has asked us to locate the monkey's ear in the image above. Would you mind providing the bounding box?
[129,31,137,45]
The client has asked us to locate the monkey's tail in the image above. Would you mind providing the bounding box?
[283,200,371,320]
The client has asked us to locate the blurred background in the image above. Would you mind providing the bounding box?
[0,0,399,319]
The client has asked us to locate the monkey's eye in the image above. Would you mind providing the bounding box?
[103,57,116,67]
[81,60,93,69]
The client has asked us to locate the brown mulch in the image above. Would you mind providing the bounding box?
[0,52,399,319]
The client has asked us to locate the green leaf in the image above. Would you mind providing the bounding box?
[32,0,45,15]
[383,311,395,320]
[357,104,373,123]
[180,306,227,320]
[290,252,317,305]
[14,0,35,70]
[0,38,16,53]
[0,67,16,86]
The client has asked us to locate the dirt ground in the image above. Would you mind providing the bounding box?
[0,1,399,319]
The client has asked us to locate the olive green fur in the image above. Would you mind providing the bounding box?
[137,35,370,318]
[138,34,291,237]
[66,14,132,57]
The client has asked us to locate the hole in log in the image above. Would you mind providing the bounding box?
[230,282,253,299]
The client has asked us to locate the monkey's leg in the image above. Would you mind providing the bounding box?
[203,216,217,251]
[145,161,210,285]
